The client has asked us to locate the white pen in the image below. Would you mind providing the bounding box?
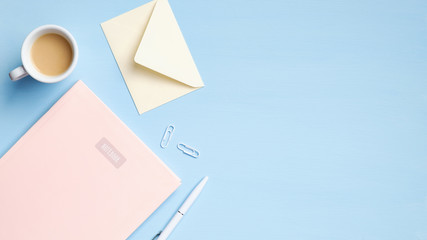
[155,176,209,240]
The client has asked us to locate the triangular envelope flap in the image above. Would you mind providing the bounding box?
[102,1,156,33]
[134,0,204,88]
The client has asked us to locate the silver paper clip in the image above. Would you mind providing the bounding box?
[160,125,175,148]
[177,143,200,158]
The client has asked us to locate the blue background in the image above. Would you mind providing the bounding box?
[1,0,427,239]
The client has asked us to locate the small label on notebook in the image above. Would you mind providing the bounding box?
[95,138,127,168]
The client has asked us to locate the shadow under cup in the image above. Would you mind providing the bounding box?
[22,25,78,83]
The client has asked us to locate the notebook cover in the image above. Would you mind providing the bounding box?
[0,80,181,240]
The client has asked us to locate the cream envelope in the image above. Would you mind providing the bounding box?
[101,0,204,114]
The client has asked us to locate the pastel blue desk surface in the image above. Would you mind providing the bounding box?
[1,0,426,239]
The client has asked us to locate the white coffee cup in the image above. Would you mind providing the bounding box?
[9,25,78,83]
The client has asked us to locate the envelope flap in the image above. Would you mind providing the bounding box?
[134,0,204,88]
[103,0,156,35]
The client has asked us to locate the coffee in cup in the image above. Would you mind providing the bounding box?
[31,33,73,76]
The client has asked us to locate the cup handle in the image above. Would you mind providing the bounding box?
[9,65,29,81]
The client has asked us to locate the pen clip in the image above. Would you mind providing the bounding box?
[152,231,162,240]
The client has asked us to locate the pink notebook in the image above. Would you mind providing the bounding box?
[0,81,181,240]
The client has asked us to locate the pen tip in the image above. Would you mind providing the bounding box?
[199,176,208,185]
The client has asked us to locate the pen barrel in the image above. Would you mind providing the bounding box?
[157,212,184,240]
